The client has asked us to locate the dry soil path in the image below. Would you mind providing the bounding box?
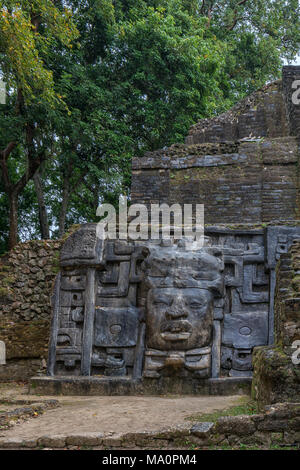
[0,385,244,440]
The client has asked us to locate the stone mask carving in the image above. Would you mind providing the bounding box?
[142,243,224,377]
[147,287,214,351]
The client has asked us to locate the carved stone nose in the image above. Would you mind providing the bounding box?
[166,298,187,319]
[166,309,186,319]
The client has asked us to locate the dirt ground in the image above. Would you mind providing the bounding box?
[0,382,245,440]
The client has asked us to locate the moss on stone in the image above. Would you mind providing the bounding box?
[1,276,15,286]
[62,224,81,242]
[0,286,11,297]
[0,265,10,272]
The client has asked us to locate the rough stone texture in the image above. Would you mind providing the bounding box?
[186,80,289,144]
[29,375,252,396]
[65,433,104,446]
[252,240,300,407]
[0,358,45,381]
[38,435,66,448]
[131,136,300,225]
[282,66,300,140]
[215,415,256,436]
[0,240,62,380]
[190,422,214,437]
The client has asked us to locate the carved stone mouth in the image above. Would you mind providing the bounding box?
[160,321,192,341]
[160,332,191,341]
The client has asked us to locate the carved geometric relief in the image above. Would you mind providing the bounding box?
[222,312,268,349]
[60,290,85,307]
[60,223,105,267]
[231,348,252,371]
[56,327,81,352]
[49,224,296,381]
[224,254,243,287]
[221,346,253,372]
[97,262,131,297]
[94,307,139,347]
[238,264,269,303]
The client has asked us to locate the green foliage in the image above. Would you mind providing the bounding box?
[0,0,299,250]
[200,0,300,100]
[0,0,78,104]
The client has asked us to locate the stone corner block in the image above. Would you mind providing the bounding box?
[190,422,215,438]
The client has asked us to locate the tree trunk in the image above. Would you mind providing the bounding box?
[33,170,50,239]
[8,192,19,250]
[58,171,71,238]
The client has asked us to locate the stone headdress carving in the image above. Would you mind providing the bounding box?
[142,241,224,297]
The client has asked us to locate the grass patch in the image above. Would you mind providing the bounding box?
[185,397,258,423]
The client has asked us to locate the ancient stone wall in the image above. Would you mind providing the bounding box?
[185,81,289,145]
[131,137,300,224]
[0,240,62,380]
[274,240,300,349]
[131,67,300,226]
[282,66,300,139]
[252,240,300,406]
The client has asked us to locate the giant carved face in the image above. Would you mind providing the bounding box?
[146,287,213,351]
[144,245,224,352]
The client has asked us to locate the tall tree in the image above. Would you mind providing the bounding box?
[0,0,78,248]
[0,0,299,250]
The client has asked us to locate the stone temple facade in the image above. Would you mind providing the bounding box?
[34,66,300,395]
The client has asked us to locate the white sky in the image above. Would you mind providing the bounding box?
[285,55,300,65]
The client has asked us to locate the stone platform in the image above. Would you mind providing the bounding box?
[29,376,252,396]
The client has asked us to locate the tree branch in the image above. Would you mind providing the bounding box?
[226,0,249,31]
[1,141,16,161]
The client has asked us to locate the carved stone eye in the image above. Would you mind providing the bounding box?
[110,324,122,335]
[239,326,252,336]
[189,302,203,308]
[154,298,169,305]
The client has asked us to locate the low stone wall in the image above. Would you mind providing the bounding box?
[0,240,62,380]
[0,402,298,449]
[29,376,252,396]
[252,240,300,406]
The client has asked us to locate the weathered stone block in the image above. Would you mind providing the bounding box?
[215,415,256,436]
[65,433,104,446]
[257,419,289,432]
[38,435,66,448]
[190,422,215,437]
